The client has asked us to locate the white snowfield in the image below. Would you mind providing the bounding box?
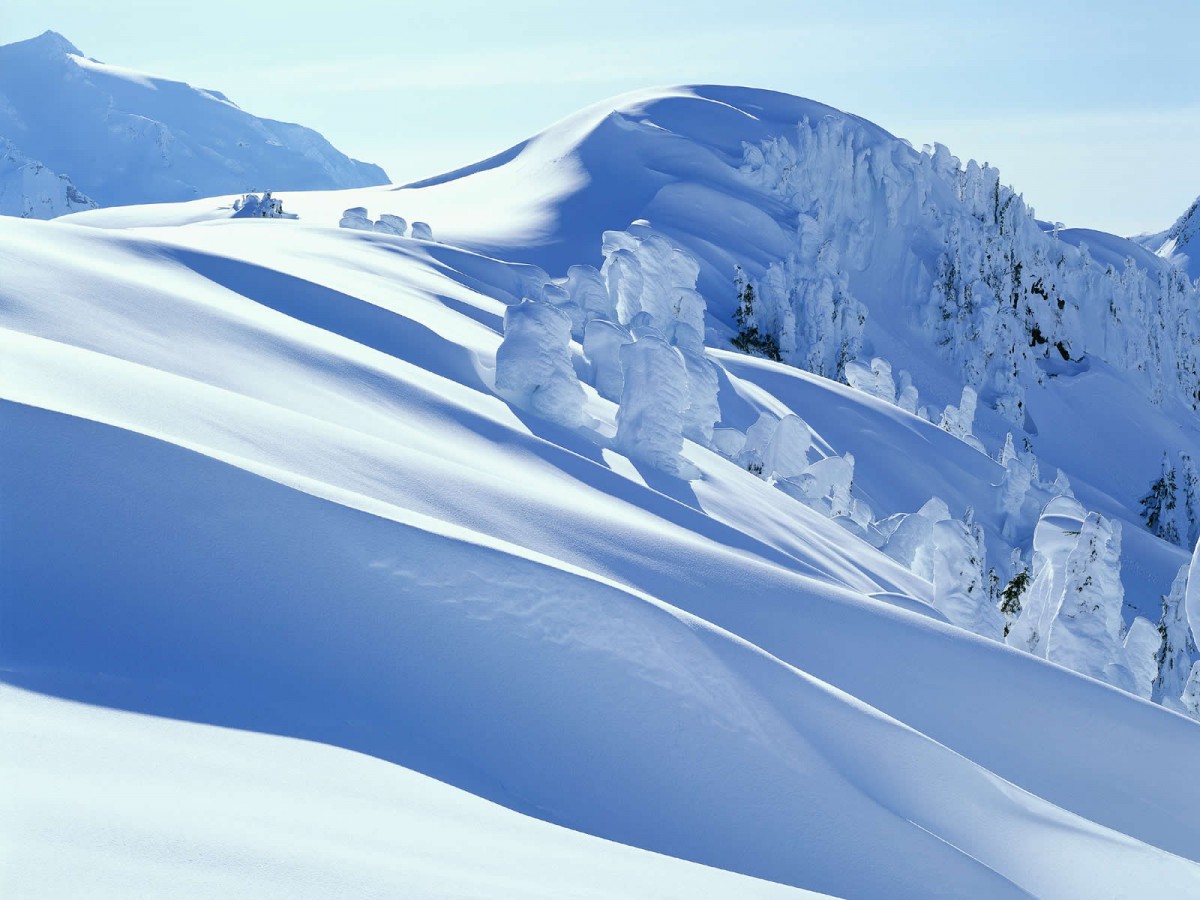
[4,83,1200,898]
[2,686,820,900]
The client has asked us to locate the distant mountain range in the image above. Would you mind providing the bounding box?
[0,31,387,218]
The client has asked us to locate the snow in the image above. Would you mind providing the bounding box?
[5,75,1200,899]
[0,686,820,900]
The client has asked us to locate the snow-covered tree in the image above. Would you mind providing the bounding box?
[338,206,373,230]
[234,191,289,218]
[1182,661,1200,719]
[844,357,897,404]
[932,513,1003,639]
[1154,564,1199,705]
[582,318,630,403]
[730,271,780,360]
[615,335,698,479]
[997,432,1033,540]
[998,550,1030,638]
[495,298,588,428]
[1007,497,1152,693]
[1140,453,1180,544]
[761,414,813,480]
[1045,511,1129,684]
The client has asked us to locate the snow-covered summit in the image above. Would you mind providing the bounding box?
[0,31,387,215]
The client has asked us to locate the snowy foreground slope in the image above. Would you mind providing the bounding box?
[0,32,386,218]
[5,85,1200,897]
[1,686,816,900]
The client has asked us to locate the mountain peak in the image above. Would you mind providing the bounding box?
[5,30,83,57]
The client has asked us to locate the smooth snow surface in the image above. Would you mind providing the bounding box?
[7,83,1200,899]
[0,686,822,900]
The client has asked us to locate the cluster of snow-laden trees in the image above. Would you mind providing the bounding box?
[494,223,1200,718]
[232,192,293,219]
[495,223,861,508]
[1139,451,1200,547]
[736,117,1200,427]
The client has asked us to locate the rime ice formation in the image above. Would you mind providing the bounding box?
[1006,498,1157,696]
[495,298,588,428]
[232,192,293,219]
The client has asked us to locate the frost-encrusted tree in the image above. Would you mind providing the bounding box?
[615,335,699,479]
[1180,453,1200,546]
[1039,509,1152,694]
[730,270,781,360]
[234,191,290,218]
[495,298,588,428]
[1140,453,1180,545]
[932,513,1003,639]
[1182,661,1200,719]
[938,386,984,451]
[738,116,1200,428]
[1006,497,1144,694]
[844,357,897,404]
[999,550,1031,638]
[1153,564,1198,705]
[761,414,813,480]
[997,432,1034,539]
[582,318,630,402]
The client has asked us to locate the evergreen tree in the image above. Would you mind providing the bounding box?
[1179,452,1199,546]
[1140,453,1180,544]
[999,567,1030,638]
[1153,565,1199,704]
[731,271,782,361]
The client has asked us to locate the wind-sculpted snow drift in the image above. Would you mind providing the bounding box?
[6,84,1200,898]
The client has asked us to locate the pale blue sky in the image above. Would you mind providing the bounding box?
[5,0,1197,235]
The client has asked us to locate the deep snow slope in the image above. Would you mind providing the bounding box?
[5,204,1200,899]
[0,31,386,215]
[11,84,1200,898]
[0,686,821,900]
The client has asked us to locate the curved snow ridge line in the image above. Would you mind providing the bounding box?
[0,327,892,627]
[0,328,608,578]
[0,292,908,608]
[6,404,1198,899]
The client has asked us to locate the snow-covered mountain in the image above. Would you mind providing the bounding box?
[0,137,96,218]
[6,84,1200,898]
[1136,194,1200,282]
[0,31,387,217]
